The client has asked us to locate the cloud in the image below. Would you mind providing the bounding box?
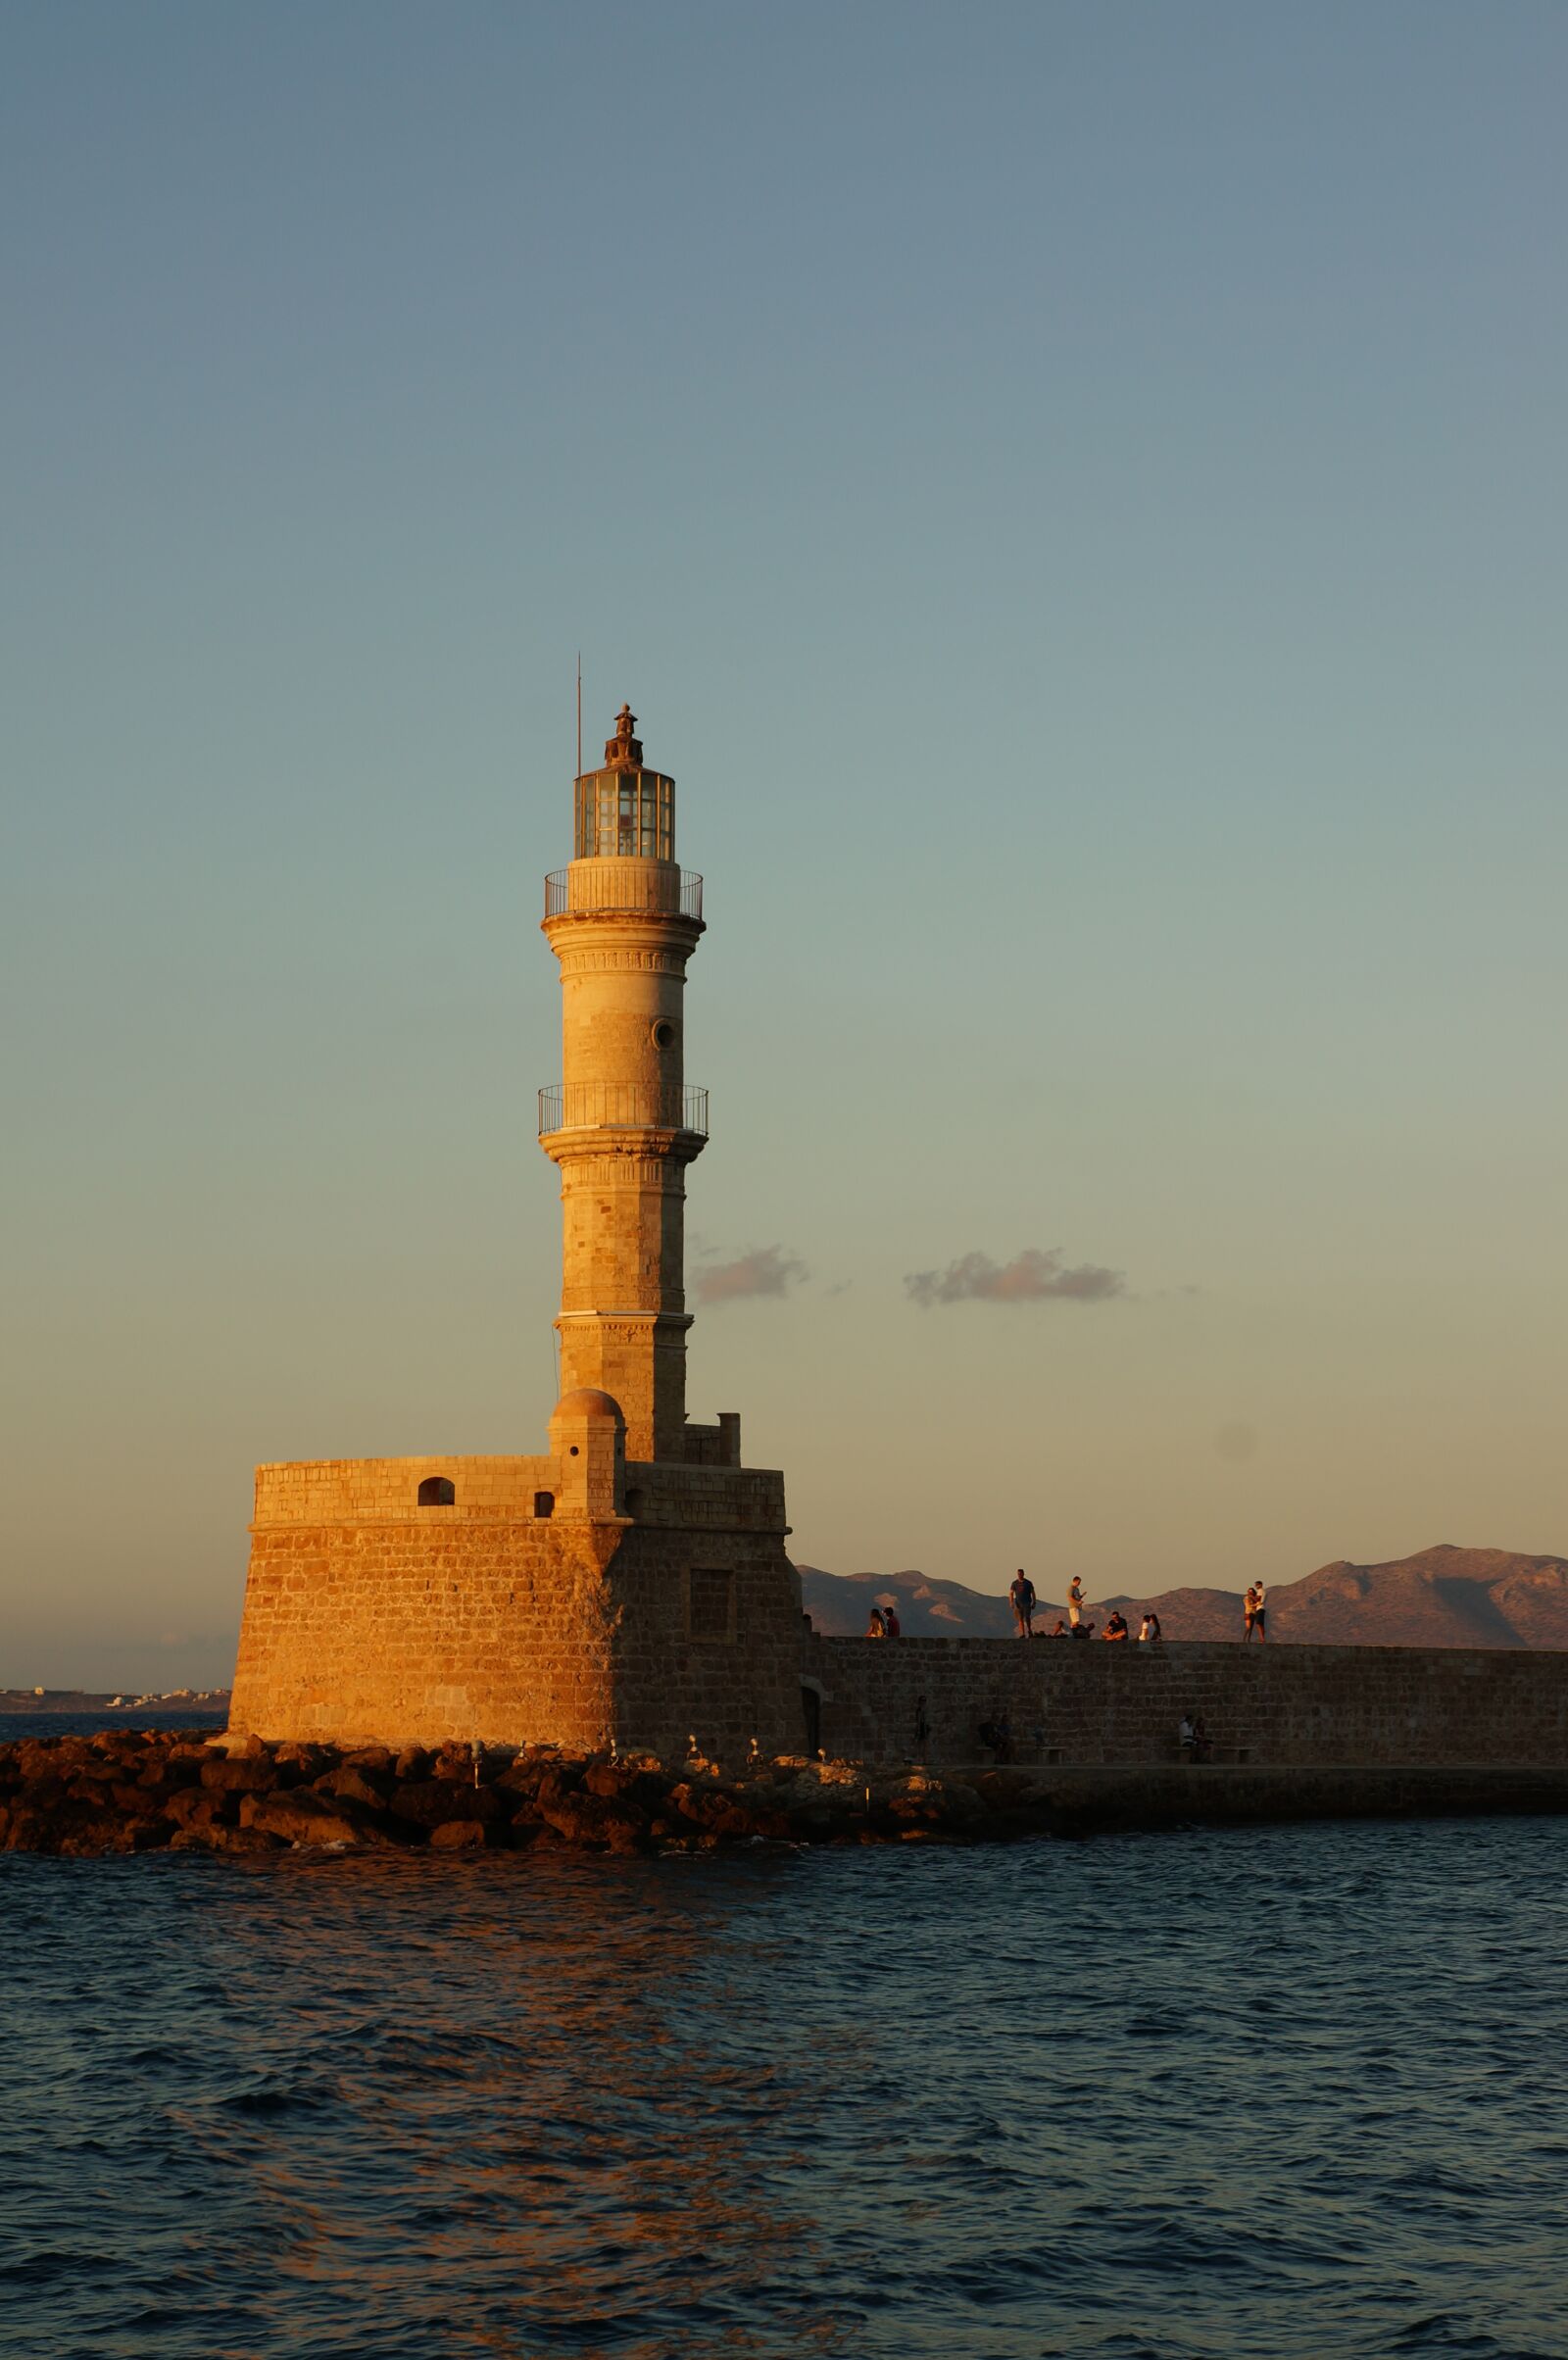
[695,1245,808,1306]
[905,1248,1126,1308]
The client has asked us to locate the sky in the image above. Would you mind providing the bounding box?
[2,2,1565,1687]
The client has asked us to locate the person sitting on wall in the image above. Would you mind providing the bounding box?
[882,1601,902,1639]
[1179,1712,1212,1763]
[865,1606,886,1639]
[1073,1619,1097,1641]
[1049,1618,1068,1637]
[1139,1612,1162,1643]
[1102,1611,1130,1643]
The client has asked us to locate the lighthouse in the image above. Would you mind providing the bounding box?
[228,697,807,1755]
[539,704,707,1462]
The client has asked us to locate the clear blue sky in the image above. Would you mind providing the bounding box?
[3,2,1565,1686]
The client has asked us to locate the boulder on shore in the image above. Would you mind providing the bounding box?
[238,1789,407,1848]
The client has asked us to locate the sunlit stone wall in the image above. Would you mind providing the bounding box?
[229,1453,807,1755]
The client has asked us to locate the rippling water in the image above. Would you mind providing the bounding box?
[3,1817,1566,2359]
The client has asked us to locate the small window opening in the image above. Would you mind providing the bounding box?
[533,1491,555,1519]
[418,1476,455,1507]
[651,1020,675,1050]
[569,1445,580,1456]
[689,1567,735,1641]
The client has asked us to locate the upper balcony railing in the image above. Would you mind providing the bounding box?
[538,1082,709,1138]
[544,866,703,921]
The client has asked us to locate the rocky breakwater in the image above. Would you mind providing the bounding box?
[0,1731,993,1858]
[9,1735,1567,1857]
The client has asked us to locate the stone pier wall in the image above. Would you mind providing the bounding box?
[802,1634,1568,1768]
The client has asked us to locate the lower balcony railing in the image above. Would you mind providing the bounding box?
[538,1082,709,1137]
[544,867,703,920]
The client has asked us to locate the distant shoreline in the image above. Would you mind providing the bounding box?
[0,1692,231,1716]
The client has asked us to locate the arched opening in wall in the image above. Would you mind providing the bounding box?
[533,1491,555,1519]
[801,1686,821,1755]
[417,1476,456,1507]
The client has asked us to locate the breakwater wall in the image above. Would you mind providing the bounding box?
[803,1636,1568,1768]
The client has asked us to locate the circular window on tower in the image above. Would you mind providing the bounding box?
[651,1020,676,1050]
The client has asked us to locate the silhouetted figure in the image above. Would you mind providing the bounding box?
[1245,1582,1267,1643]
[977,1714,1012,1764]
[882,1602,902,1639]
[865,1606,886,1639]
[1139,1612,1162,1643]
[1102,1611,1130,1643]
[1067,1576,1085,1630]
[1010,1569,1037,1637]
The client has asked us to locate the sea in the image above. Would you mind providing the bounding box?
[2,1720,1566,2360]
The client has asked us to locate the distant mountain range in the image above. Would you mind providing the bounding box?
[797,1546,1568,1649]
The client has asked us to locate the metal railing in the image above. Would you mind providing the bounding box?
[538,1082,709,1137]
[544,867,704,920]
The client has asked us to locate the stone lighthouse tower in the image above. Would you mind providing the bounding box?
[539,704,706,1461]
[227,701,807,1757]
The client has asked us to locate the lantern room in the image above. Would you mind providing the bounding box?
[573,703,675,861]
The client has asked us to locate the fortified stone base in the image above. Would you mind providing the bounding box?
[228,1393,808,1756]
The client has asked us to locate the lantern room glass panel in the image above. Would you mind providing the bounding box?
[572,768,677,860]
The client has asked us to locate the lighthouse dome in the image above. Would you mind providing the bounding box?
[551,1388,624,1423]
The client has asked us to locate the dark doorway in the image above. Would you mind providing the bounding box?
[801,1686,821,1755]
